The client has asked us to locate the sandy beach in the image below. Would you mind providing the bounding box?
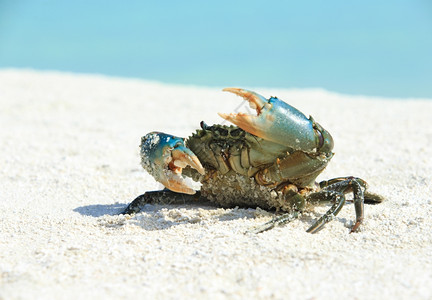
[1,69,431,299]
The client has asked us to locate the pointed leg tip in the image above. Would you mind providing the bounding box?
[246,223,275,234]
[306,221,325,234]
[349,221,362,233]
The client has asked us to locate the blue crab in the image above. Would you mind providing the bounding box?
[124,88,382,233]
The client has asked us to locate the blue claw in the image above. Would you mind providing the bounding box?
[140,132,205,194]
[219,88,332,153]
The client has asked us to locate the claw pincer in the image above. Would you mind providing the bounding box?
[219,88,333,153]
[140,132,204,195]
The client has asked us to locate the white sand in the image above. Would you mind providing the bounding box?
[0,69,431,299]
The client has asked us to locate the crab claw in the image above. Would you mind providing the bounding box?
[140,132,205,194]
[219,88,323,152]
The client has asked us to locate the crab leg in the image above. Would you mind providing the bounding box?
[306,190,346,233]
[248,211,300,234]
[122,190,214,214]
[307,177,367,233]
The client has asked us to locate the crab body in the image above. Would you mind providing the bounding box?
[126,88,382,233]
[182,122,328,212]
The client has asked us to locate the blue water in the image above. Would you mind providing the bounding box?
[1,0,431,98]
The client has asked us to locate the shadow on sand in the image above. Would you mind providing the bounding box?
[73,198,258,231]
[73,203,127,217]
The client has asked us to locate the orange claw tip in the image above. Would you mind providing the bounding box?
[217,112,230,120]
[222,87,267,115]
[165,181,196,195]
[167,182,196,195]
[222,87,245,95]
[191,157,205,175]
[218,112,263,139]
[159,172,197,195]
[171,147,205,175]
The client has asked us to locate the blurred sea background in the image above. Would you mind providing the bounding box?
[0,0,431,98]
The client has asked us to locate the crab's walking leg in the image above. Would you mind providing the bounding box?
[247,211,300,234]
[306,190,347,233]
[307,177,367,233]
[122,190,212,215]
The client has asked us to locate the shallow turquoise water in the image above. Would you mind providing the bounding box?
[1,0,431,98]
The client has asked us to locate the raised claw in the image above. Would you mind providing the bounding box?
[140,132,205,194]
[219,88,321,152]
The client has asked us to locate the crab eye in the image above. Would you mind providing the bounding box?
[200,121,208,130]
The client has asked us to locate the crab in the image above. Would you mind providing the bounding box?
[123,88,382,233]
